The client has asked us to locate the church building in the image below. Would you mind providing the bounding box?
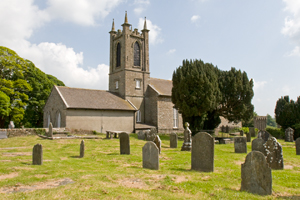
[43,13,184,133]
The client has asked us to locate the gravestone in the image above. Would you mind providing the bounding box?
[285,127,294,142]
[181,122,192,151]
[142,141,159,170]
[296,138,300,155]
[153,135,161,154]
[48,123,53,137]
[137,130,145,140]
[225,125,229,133]
[32,144,43,165]
[240,130,244,136]
[145,128,156,141]
[252,138,265,154]
[249,127,255,137]
[170,132,178,148]
[191,132,214,172]
[258,130,271,142]
[80,140,84,158]
[263,137,284,170]
[221,125,225,133]
[241,151,272,195]
[8,121,15,129]
[0,131,7,139]
[246,132,251,142]
[119,132,130,155]
[234,137,247,153]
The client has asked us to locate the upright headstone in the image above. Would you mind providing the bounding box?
[263,137,284,170]
[170,132,178,148]
[241,151,272,195]
[145,128,156,141]
[142,141,159,170]
[0,131,7,139]
[225,125,230,133]
[80,140,84,158]
[258,130,271,142]
[251,138,265,154]
[137,130,145,140]
[153,135,161,154]
[191,132,214,172]
[296,138,300,155]
[240,130,244,136]
[234,137,247,153]
[48,123,53,137]
[285,127,294,142]
[249,127,255,137]
[246,132,251,142]
[32,144,43,165]
[181,122,192,151]
[119,132,130,155]
[8,121,15,129]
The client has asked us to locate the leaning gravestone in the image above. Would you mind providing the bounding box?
[142,141,159,170]
[246,132,251,142]
[191,132,214,172]
[258,130,271,142]
[263,137,284,170]
[48,123,53,137]
[0,131,7,139]
[80,140,84,158]
[170,132,178,148]
[249,127,255,137]
[252,138,265,154]
[119,132,130,155]
[8,121,15,129]
[296,138,300,155]
[137,130,145,140]
[181,122,192,151]
[234,137,247,153]
[32,144,43,165]
[145,128,157,141]
[153,135,161,154]
[241,151,272,195]
[285,127,294,142]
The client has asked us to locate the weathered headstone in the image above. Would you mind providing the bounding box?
[225,125,230,133]
[80,140,84,158]
[296,138,300,155]
[240,130,244,136]
[285,127,294,142]
[119,132,130,155]
[246,132,251,142]
[249,127,255,137]
[0,131,7,139]
[8,121,15,129]
[258,130,271,142]
[32,144,43,165]
[241,151,272,195]
[48,122,53,137]
[234,137,247,153]
[153,135,161,154]
[145,128,156,141]
[137,130,145,140]
[221,125,225,133]
[142,141,159,170]
[263,137,284,170]
[251,138,265,154]
[170,132,178,148]
[191,132,214,172]
[181,122,192,151]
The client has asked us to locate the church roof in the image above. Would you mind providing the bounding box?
[55,86,136,111]
[149,78,172,96]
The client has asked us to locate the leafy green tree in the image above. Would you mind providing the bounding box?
[242,111,257,127]
[172,59,254,134]
[266,114,277,127]
[0,91,10,127]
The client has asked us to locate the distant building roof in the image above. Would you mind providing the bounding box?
[149,78,172,96]
[55,86,136,111]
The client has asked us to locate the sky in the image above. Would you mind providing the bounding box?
[0,0,300,117]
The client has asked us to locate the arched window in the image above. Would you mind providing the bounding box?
[173,108,179,128]
[57,112,61,128]
[116,43,121,67]
[47,113,51,128]
[134,42,140,66]
[136,110,141,123]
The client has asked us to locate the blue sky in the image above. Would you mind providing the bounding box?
[1,0,300,117]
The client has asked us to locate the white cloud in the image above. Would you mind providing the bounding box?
[191,15,201,23]
[282,85,291,95]
[138,18,163,45]
[253,79,267,91]
[285,46,300,56]
[134,0,150,15]
[167,49,176,54]
[46,0,122,26]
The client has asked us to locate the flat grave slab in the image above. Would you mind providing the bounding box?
[0,131,7,139]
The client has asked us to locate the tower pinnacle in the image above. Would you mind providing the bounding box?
[124,11,128,24]
[143,17,147,30]
[111,19,115,32]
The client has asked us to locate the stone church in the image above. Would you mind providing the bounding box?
[43,13,184,133]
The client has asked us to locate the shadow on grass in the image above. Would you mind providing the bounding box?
[107,153,119,155]
[223,187,239,193]
[277,196,300,199]
[21,162,31,165]
[70,155,81,158]
[169,168,191,172]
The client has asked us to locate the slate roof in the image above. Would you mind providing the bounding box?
[149,78,172,96]
[55,86,136,111]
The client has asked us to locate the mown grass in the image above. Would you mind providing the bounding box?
[0,134,299,200]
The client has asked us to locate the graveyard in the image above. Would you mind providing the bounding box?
[0,133,299,199]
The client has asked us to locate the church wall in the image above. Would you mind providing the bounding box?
[43,87,67,128]
[65,109,135,133]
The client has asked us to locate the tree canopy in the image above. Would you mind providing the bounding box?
[172,59,254,134]
[0,46,65,128]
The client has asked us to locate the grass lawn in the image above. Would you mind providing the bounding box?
[0,134,299,200]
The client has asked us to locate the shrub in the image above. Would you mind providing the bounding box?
[266,127,284,139]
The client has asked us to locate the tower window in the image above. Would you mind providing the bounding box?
[136,110,141,122]
[173,108,179,128]
[116,43,121,67]
[134,42,140,66]
[135,79,141,89]
[115,81,119,89]
[57,112,61,128]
